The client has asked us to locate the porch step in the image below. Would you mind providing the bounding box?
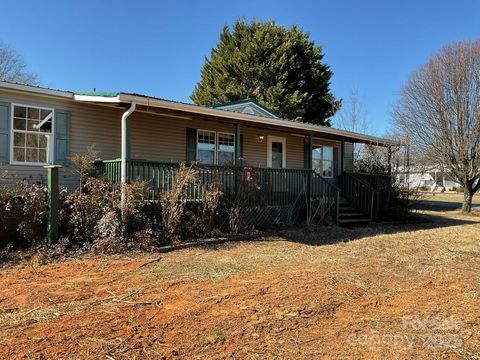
[339,212,366,218]
[338,217,371,225]
[338,206,358,213]
[338,197,371,226]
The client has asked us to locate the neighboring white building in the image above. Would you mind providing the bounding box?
[396,166,461,191]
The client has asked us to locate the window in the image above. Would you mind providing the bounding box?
[197,130,235,165]
[312,145,334,177]
[11,104,54,165]
[197,130,216,165]
[217,132,234,165]
[322,146,333,177]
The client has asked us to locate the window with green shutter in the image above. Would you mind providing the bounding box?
[11,104,54,165]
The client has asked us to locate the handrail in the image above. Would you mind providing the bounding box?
[339,172,375,221]
[311,170,341,224]
[344,172,376,191]
[92,159,315,204]
[340,172,376,221]
[312,170,342,192]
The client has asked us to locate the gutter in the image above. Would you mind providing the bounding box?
[117,94,398,146]
[121,102,136,205]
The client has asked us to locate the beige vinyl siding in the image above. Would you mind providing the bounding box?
[0,89,353,191]
[130,114,306,168]
[0,89,123,189]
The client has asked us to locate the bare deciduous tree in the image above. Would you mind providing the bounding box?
[394,41,480,212]
[336,88,368,134]
[0,42,38,85]
[335,88,369,164]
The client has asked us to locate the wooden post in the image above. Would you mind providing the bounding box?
[234,123,241,197]
[235,123,241,166]
[340,140,345,175]
[44,165,62,245]
[306,134,313,223]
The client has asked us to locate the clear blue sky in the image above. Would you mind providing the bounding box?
[1,0,479,134]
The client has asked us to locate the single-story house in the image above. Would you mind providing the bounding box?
[397,166,461,191]
[0,81,397,225]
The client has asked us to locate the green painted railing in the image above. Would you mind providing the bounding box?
[339,172,376,221]
[91,159,348,223]
[352,172,393,220]
[311,171,341,224]
[92,159,320,207]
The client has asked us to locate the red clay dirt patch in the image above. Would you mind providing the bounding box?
[1,213,479,359]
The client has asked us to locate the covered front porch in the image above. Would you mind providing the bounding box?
[92,158,392,226]
[76,94,397,226]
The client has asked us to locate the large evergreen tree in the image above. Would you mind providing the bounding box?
[191,19,340,126]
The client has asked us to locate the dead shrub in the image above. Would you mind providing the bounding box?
[228,166,264,233]
[92,181,155,253]
[159,163,223,243]
[61,177,114,244]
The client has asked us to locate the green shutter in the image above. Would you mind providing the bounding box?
[333,147,339,178]
[0,102,10,164]
[186,128,197,163]
[54,109,70,165]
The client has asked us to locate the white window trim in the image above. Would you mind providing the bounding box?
[10,103,55,166]
[312,144,334,178]
[267,136,286,168]
[196,129,235,166]
[216,131,235,165]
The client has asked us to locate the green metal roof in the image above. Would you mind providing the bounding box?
[74,91,119,97]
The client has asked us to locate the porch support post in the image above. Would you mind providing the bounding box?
[387,145,392,176]
[308,134,313,169]
[121,102,136,205]
[235,123,241,165]
[340,140,345,175]
[44,165,62,245]
[306,134,313,223]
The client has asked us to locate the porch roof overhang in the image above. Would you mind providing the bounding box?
[74,93,397,147]
[0,81,396,146]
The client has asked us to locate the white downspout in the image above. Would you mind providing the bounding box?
[121,102,136,205]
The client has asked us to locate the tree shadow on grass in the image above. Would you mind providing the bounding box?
[272,211,480,247]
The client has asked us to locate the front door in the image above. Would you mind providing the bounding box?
[267,136,286,168]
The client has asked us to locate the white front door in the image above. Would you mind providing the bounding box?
[267,136,286,168]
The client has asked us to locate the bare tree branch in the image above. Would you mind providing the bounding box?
[393,41,480,212]
[0,41,38,85]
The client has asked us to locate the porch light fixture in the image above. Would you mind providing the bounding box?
[257,134,265,143]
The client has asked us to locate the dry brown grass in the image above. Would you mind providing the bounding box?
[0,211,479,359]
[421,192,480,205]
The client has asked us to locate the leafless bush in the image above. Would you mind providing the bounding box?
[229,166,264,233]
[92,181,154,253]
[159,163,223,243]
[70,145,99,191]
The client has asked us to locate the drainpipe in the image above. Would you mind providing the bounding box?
[121,102,136,205]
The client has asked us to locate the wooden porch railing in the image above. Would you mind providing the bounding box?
[339,172,376,221]
[351,172,393,220]
[92,159,337,205]
[311,171,341,224]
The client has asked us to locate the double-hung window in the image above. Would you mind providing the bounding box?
[312,145,334,177]
[197,130,216,165]
[217,133,234,165]
[12,104,54,165]
[197,130,235,165]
